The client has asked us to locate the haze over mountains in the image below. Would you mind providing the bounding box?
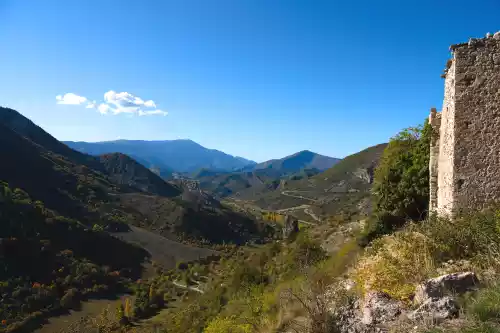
[64,140,340,179]
[64,139,257,174]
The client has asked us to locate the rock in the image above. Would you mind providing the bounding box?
[343,279,356,291]
[408,296,459,322]
[494,31,500,40]
[282,214,299,239]
[414,272,479,304]
[361,291,403,326]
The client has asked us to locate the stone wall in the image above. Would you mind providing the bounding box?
[428,108,441,211]
[436,53,457,216]
[431,32,500,216]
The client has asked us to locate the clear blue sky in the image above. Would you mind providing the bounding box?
[1,0,499,162]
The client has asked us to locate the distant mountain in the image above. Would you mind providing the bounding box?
[252,150,340,173]
[248,143,388,217]
[194,150,339,198]
[64,140,256,173]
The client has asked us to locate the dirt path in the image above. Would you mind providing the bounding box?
[303,208,322,223]
[172,281,205,294]
[281,191,318,202]
[278,204,322,223]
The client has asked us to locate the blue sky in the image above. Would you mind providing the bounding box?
[0,0,499,162]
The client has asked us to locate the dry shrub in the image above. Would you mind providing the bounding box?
[354,208,500,302]
[354,231,437,301]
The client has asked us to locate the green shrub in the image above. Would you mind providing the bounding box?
[467,284,500,323]
[361,121,431,243]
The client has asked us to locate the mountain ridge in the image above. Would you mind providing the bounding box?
[251,149,340,172]
[64,139,256,173]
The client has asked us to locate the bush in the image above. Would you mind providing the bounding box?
[362,121,431,242]
[355,230,438,300]
[467,284,500,323]
[354,208,500,301]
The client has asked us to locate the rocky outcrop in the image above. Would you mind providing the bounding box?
[282,214,299,239]
[329,272,479,332]
[361,291,403,326]
[414,272,479,304]
[408,296,459,322]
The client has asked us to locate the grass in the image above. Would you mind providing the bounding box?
[354,208,500,301]
[467,284,500,323]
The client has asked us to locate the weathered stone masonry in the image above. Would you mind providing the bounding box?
[430,32,500,216]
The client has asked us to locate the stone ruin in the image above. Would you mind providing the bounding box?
[429,32,500,216]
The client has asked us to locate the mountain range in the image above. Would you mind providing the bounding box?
[64,140,340,180]
[64,139,257,175]
[194,150,340,197]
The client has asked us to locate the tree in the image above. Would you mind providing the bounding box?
[361,121,431,243]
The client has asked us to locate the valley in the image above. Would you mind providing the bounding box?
[0,106,380,333]
[3,2,500,332]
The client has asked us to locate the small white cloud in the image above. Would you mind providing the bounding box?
[138,109,168,116]
[104,91,148,108]
[56,93,87,105]
[56,90,166,117]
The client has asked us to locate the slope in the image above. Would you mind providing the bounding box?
[99,153,180,197]
[0,107,180,199]
[0,181,149,331]
[241,143,388,221]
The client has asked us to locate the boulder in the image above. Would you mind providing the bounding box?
[282,215,299,239]
[361,291,403,326]
[408,296,459,322]
[414,272,479,304]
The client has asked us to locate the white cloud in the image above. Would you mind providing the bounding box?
[104,91,146,108]
[138,109,168,116]
[144,100,156,108]
[56,90,166,117]
[97,103,114,115]
[56,93,87,105]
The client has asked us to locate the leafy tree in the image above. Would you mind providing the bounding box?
[361,121,431,243]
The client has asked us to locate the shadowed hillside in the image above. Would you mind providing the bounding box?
[99,153,181,197]
[0,107,263,245]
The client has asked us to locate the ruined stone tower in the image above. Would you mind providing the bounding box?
[429,32,500,216]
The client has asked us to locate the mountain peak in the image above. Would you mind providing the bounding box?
[254,150,340,172]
